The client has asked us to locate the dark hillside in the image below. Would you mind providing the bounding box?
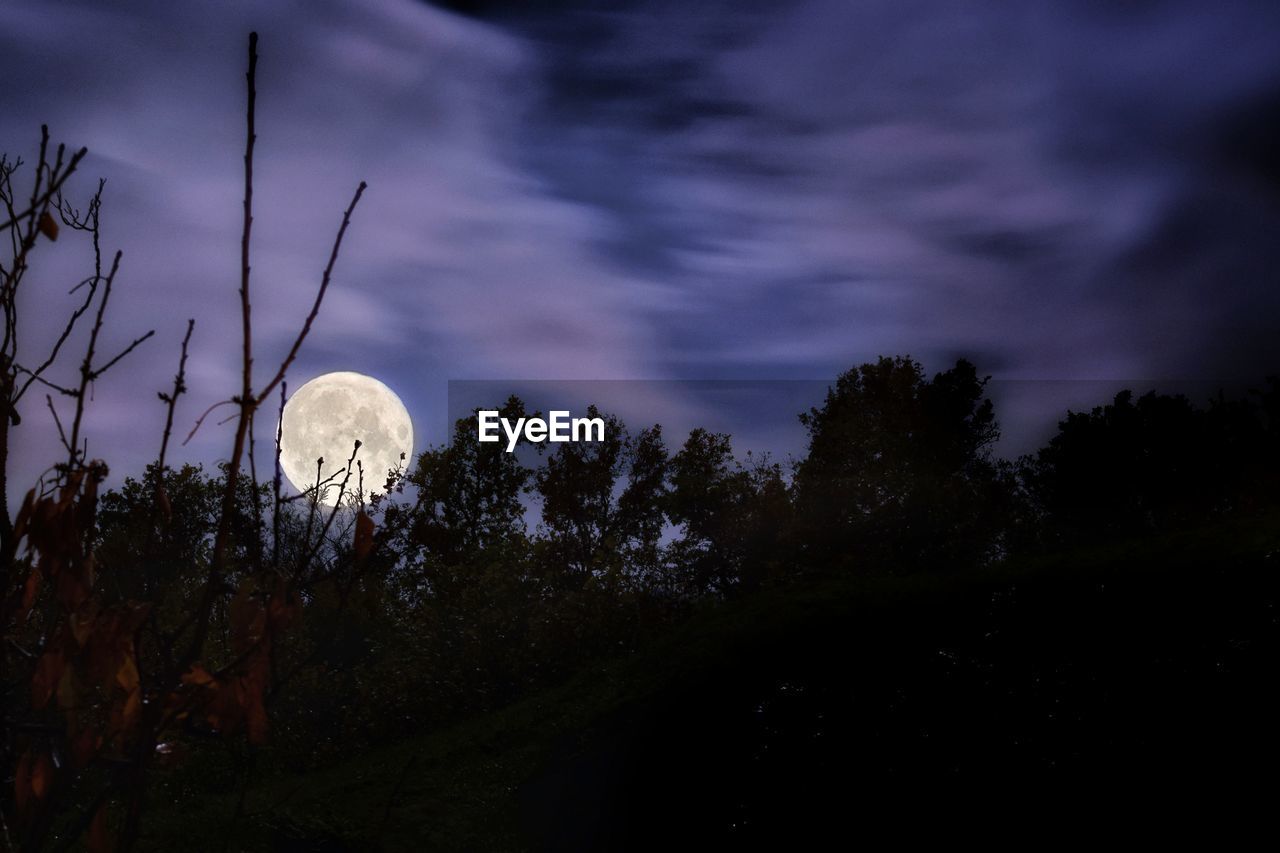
[144,512,1280,849]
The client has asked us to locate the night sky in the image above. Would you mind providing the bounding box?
[3,0,1279,495]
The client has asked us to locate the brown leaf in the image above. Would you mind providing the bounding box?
[56,566,93,611]
[70,603,97,646]
[87,801,112,853]
[31,750,52,800]
[181,664,216,688]
[119,687,142,732]
[57,666,77,710]
[38,210,59,241]
[18,568,41,624]
[70,726,101,769]
[13,749,32,816]
[354,510,375,563]
[267,576,298,630]
[155,482,172,522]
[12,487,35,542]
[115,655,139,693]
[32,649,65,709]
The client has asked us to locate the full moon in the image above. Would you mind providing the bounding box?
[277,372,413,506]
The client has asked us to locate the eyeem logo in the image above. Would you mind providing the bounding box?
[478,410,606,452]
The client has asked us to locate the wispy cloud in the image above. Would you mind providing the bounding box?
[3,0,1278,495]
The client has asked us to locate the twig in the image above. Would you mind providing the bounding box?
[0,132,86,232]
[46,394,69,453]
[157,319,195,471]
[13,271,98,403]
[272,382,285,572]
[246,401,265,573]
[16,367,77,397]
[182,398,237,446]
[254,180,365,408]
[302,456,324,550]
[67,249,123,465]
[88,328,155,381]
[281,468,344,504]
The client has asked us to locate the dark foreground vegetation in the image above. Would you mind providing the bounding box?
[3,34,1279,851]
[144,511,1280,850]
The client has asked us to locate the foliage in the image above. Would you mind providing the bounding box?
[1022,382,1280,545]
[793,356,1006,572]
[666,430,789,595]
[138,509,1280,850]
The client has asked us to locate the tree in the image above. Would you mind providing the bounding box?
[613,424,670,588]
[666,429,790,595]
[1201,378,1280,517]
[792,356,1005,573]
[377,398,542,718]
[387,395,533,577]
[533,408,671,591]
[535,406,628,586]
[1023,382,1280,545]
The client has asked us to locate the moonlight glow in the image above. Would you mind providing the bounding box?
[278,372,413,506]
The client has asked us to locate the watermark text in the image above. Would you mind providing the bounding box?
[478,410,605,452]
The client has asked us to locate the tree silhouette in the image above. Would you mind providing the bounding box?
[1024,382,1280,545]
[388,396,531,573]
[666,429,789,595]
[535,406,630,587]
[534,409,672,594]
[793,356,1005,572]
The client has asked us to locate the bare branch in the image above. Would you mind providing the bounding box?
[13,273,98,403]
[87,328,155,381]
[255,179,366,407]
[272,382,286,572]
[45,393,69,453]
[282,466,345,505]
[246,402,266,573]
[298,440,362,584]
[15,367,77,397]
[181,398,237,446]
[157,318,195,471]
[186,31,259,669]
[239,31,259,419]
[66,248,123,464]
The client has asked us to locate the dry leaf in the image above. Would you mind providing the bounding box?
[87,800,112,853]
[38,210,59,241]
[354,510,375,563]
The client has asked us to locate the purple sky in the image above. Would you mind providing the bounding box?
[3,0,1280,496]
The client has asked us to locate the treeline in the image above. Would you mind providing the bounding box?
[91,357,1280,768]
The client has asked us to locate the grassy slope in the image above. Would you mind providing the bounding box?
[143,511,1280,850]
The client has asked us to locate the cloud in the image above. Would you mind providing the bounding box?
[3,0,1279,496]
[0,0,671,495]
[505,0,1280,383]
